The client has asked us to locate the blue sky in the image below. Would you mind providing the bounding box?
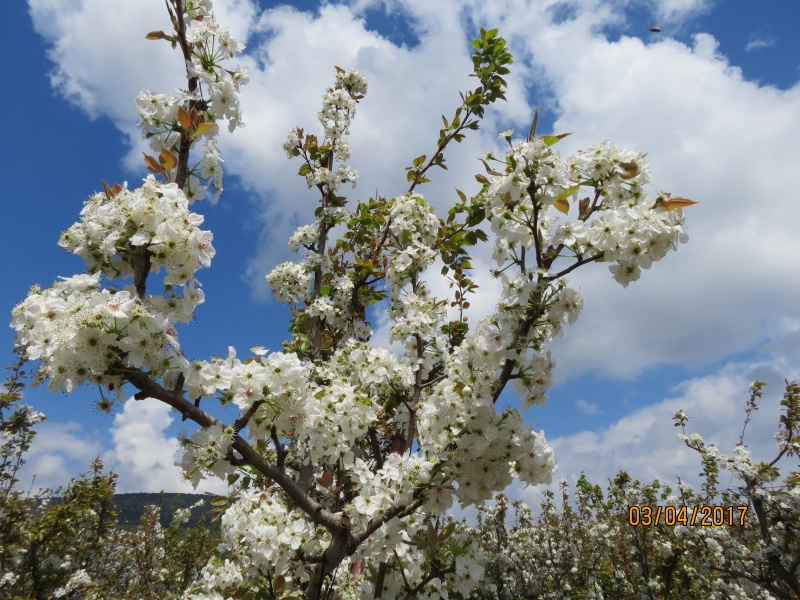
[4,0,800,506]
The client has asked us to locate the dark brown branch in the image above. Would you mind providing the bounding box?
[131,245,152,299]
[545,253,604,281]
[368,429,384,470]
[271,425,287,471]
[233,399,263,433]
[122,367,347,535]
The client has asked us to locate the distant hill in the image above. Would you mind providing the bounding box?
[113,492,221,529]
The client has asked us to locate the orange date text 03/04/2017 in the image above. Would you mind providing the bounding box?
[628,505,749,527]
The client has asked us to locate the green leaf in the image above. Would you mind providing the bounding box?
[554,185,580,202]
[273,575,286,595]
[194,122,217,135]
[467,207,485,227]
[320,285,331,296]
[542,132,572,147]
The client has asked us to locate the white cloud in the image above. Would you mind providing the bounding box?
[745,36,777,53]
[459,1,800,382]
[575,398,600,415]
[649,0,714,25]
[19,400,229,495]
[18,421,104,493]
[28,0,184,121]
[101,398,228,494]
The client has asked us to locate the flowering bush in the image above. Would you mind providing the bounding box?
[0,357,217,599]
[10,0,697,598]
[471,380,800,600]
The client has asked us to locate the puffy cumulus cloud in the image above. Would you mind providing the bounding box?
[18,421,104,493]
[28,0,185,121]
[18,400,229,495]
[507,356,799,511]
[27,0,258,122]
[458,0,800,382]
[102,398,229,494]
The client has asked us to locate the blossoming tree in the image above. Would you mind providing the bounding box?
[471,380,800,600]
[10,1,695,598]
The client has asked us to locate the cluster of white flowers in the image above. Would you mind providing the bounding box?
[287,223,318,252]
[276,67,366,219]
[484,138,688,288]
[354,526,488,599]
[573,143,688,286]
[182,341,417,469]
[135,0,248,202]
[11,273,188,394]
[313,164,358,192]
[58,175,214,286]
[483,138,565,251]
[327,68,367,159]
[170,498,205,527]
[383,193,445,373]
[187,559,244,599]
[386,193,439,287]
[389,284,444,342]
[568,140,651,197]
[12,172,217,396]
[185,346,308,411]
[200,489,317,591]
[180,422,237,485]
[268,69,375,342]
[419,371,556,505]
[348,453,433,526]
[265,261,314,304]
[53,569,93,598]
